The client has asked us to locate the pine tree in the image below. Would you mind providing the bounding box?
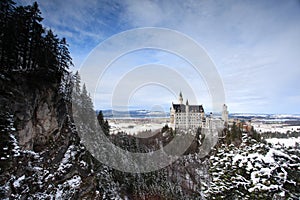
[250,126,261,142]
[80,84,94,122]
[42,29,59,72]
[58,37,73,72]
[81,84,93,110]
[0,0,72,78]
[27,2,43,70]
[13,5,33,70]
[161,124,169,133]
[73,71,81,95]
[97,111,109,136]
[207,134,300,199]
[97,111,104,127]
[104,120,110,136]
[0,0,15,70]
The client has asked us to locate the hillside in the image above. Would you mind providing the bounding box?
[1,1,300,199]
[1,70,299,199]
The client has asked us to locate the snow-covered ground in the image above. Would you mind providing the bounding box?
[266,137,300,147]
[242,121,300,147]
[108,118,169,135]
[252,122,300,134]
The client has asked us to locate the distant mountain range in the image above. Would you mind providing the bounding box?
[99,109,169,118]
[229,113,300,121]
[99,110,300,120]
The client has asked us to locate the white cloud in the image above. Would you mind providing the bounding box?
[17,0,300,113]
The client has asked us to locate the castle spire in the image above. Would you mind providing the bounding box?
[179,91,183,104]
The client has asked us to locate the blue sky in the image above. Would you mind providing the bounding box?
[17,0,300,114]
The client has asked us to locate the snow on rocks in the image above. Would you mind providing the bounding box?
[55,175,82,199]
[10,134,20,157]
[66,175,82,188]
[58,145,77,173]
[13,175,25,188]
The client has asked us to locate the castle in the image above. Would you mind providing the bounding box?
[170,92,228,130]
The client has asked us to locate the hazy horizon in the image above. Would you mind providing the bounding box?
[99,108,300,116]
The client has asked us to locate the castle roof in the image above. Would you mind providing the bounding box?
[172,104,204,113]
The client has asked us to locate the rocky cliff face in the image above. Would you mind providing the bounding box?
[0,72,102,199]
[0,72,63,150]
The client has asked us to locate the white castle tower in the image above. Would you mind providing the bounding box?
[222,104,229,124]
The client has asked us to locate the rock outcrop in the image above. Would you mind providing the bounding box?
[0,72,63,150]
[0,72,102,199]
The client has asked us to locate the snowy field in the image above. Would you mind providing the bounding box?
[266,137,300,147]
[108,118,169,135]
[252,122,300,134]
[107,116,300,147]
